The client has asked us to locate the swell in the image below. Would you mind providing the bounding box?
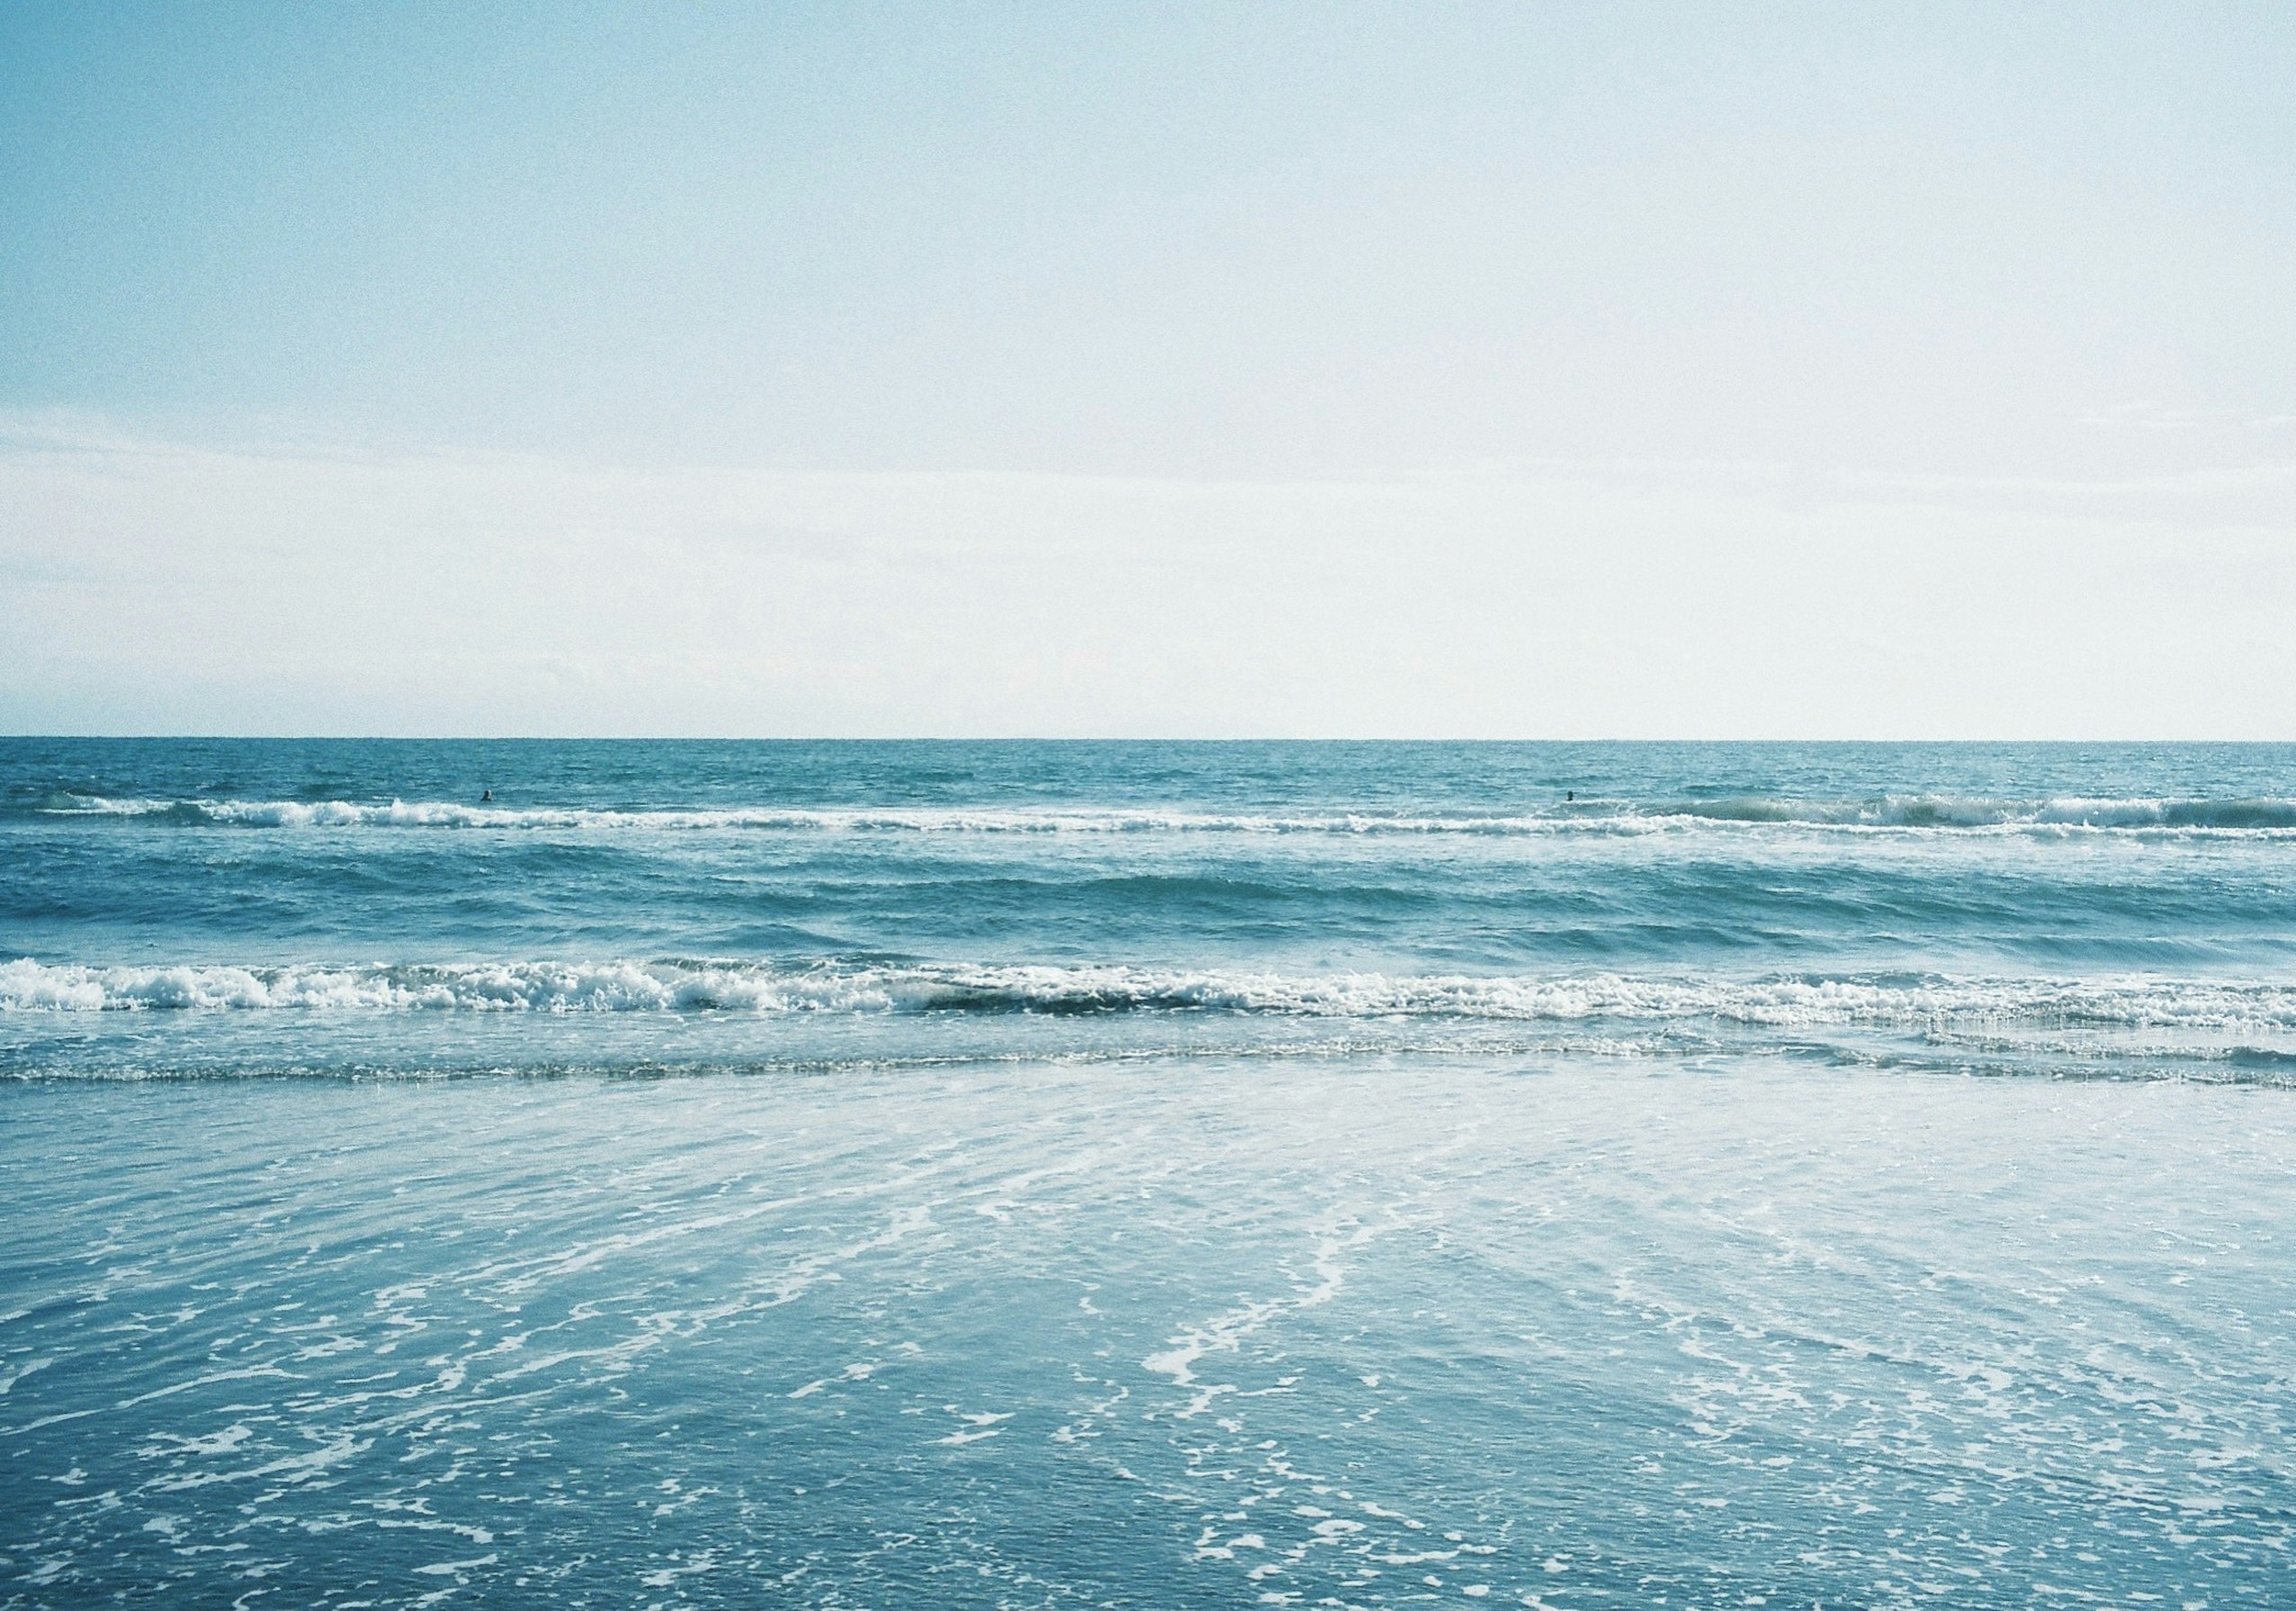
[17,794,2296,835]
[7,956,2295,1032]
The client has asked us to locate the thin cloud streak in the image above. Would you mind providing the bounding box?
[3,417,2292,739]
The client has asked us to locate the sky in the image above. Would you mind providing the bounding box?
[2,2,2293,736]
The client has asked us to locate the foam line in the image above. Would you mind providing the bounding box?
[6,956,2294,1026]
[17,794,2296,835]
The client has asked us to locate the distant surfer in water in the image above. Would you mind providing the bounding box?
[1565,791,1574,802]
[481,789,492,802]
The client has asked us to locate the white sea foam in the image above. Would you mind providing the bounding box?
[28,794,2296,835]
[5,956,2293,1031]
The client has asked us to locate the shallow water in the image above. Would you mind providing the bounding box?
[5,1062,2292,1607]
[3,740,2293,1605]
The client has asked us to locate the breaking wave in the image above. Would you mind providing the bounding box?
[7,956,2295,1030]
[19,794,2296,836]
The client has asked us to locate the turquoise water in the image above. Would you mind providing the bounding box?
[3,740,2294,1605]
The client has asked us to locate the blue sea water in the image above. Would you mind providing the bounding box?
[2,739,2293,1607]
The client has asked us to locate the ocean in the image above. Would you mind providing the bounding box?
[2,739,2292,1606]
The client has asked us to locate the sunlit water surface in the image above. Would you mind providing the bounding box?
[4,740,2294,1606]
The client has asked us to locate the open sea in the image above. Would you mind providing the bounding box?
[3,738,2293,1609]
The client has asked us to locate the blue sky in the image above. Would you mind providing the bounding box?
[4,4,2293,734]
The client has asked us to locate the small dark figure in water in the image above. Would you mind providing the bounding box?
[1565,791,1574,802]
[481,789,492,802]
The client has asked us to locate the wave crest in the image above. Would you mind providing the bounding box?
[20,794,2296,836]
[7,957,2295,1030]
